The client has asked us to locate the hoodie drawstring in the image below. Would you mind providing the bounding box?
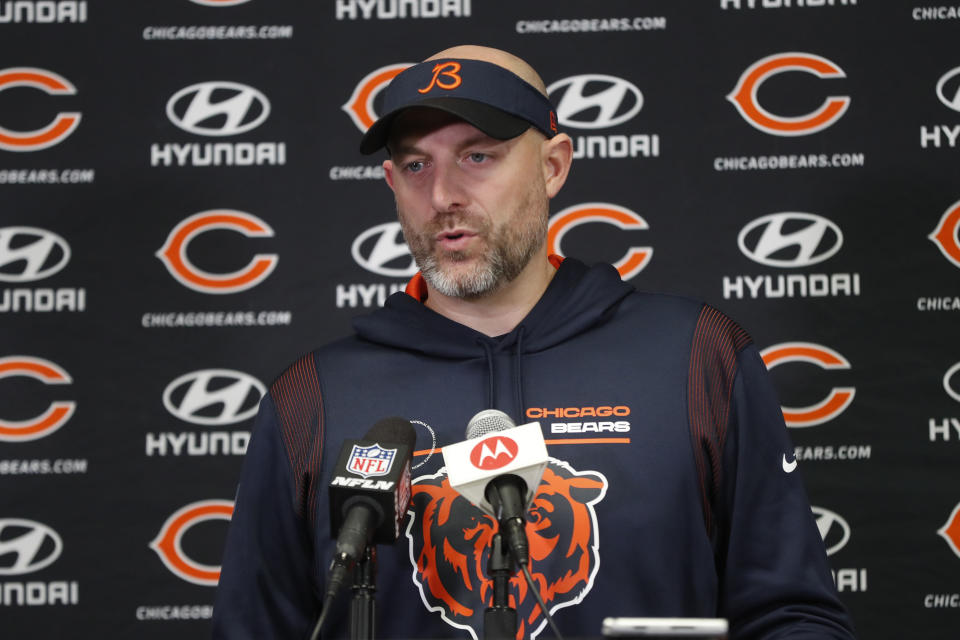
[477,328,528,422]
[513,326,527,420]
[478,338,496,410]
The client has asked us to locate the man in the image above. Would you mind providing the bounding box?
[213,46,856,639]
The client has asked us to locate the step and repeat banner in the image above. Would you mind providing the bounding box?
[2,1,959,638]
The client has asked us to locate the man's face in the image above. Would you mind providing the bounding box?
[383,110,550,300]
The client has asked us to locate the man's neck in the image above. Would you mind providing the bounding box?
[423,254,556,337]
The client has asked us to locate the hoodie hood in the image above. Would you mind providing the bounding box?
[352,257,634,356]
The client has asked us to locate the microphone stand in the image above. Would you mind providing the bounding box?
[350,545,377,640]
[483,533,517,640]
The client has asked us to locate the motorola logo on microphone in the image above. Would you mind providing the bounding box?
[469,436,519,470]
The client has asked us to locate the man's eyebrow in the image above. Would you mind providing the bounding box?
[456,132,501,150]
[388,142,422,158]
[390,132,506,159]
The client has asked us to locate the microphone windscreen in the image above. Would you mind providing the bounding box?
[364,416,416,448]
[465,409,516,440]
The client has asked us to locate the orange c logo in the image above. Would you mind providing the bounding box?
[149,499,234,586]
[548,203,652,280]
[929,198,960,269]
[0,356,75,442]
[760,342,855,428]
[0,67,81,152]
[418,62,462,94]
[156,210,278,295]
[727,52,850,136]
[342,63,413,132]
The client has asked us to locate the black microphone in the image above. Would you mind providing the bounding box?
[325,417,415,599]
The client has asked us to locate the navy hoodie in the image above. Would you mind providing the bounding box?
[212,257,856,639]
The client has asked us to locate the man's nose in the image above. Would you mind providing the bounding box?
[430,161,467,212]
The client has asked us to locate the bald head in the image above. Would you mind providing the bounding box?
[425,45,549,97]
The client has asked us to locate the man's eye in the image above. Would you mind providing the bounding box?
[406,160,424,173]
[467,152,486,163]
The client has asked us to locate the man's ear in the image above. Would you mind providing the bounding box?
[383,158,396,191]
[541,133,573,199]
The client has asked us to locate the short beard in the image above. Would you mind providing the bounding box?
[399,179,548,300]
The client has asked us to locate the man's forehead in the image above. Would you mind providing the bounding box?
[387,108,497,152]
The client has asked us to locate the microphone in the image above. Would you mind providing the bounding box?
[326,417,415,598]
[441,409,548,566]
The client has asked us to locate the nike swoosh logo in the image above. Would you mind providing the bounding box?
[782,454,798,473]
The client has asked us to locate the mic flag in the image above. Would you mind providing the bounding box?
[328,416,415,545]
[442,409,548,518]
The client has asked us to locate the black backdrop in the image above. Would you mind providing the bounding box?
[2,1,960,638]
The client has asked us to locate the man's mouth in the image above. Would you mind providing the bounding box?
[436,228,478,251]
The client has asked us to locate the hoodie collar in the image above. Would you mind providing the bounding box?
[352,256,633,357]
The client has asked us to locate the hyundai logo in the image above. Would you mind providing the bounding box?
[936,66,960,113]
[811,506,850,556]
[738,212,843,268]
[351,222,417,278]
[162,369,265,426]
[547,74,643,130]
[944,362,960,404]
[0,519,63,576]
[166,81,270,137]
[0,226,70,283]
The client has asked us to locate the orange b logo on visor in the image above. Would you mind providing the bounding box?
[418,62,462,94]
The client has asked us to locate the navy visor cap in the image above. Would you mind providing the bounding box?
[359,58,559,155]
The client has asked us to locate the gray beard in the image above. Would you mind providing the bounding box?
[400,188,548,299]
[417,235,534,300]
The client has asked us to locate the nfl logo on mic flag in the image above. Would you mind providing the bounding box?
[347,443,396,478]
